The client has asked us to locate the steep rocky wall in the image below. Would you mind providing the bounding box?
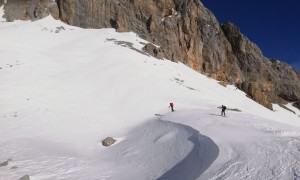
[57,0,243,83]
[56,0,300,109]
[1,0,59,21]
[222,22,300,108]
[1,0,300,110]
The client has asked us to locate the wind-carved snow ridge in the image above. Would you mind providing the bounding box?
[99,118,219,180]
[163,109,300,179]
[157,122,219,180]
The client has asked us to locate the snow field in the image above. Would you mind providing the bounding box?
[1,14,300,179]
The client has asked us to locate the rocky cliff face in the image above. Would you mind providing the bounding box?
[222,22,300,108]
[1,0,300,110]
[56,0,243,83]
[1,0,59,21]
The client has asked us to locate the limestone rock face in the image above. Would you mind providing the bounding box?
[56,0,243,83]
[1,0,300,110]
[55,0,300,109]
[2,0,59,22]
[222,22,300,108]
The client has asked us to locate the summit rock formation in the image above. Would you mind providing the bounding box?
[1,0,299,110]
[222,22,300,109]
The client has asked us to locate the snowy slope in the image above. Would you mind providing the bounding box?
[1,14,300,180]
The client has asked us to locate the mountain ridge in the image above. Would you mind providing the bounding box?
[1,0,299,110]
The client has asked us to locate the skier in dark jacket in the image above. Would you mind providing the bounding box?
[169,102,174,112]
[221,105,226,116]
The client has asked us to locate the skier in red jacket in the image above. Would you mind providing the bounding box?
[169,102,174,112]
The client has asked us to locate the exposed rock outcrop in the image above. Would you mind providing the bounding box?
[102,137,117,147]
[293,101,300,110]
[1,0,59,22]
[19,175,30,180]
[0,160,8,166]
[222,22,300,109]
[56,0,243,83]
[1,0,300,110]
[57,0,300,109]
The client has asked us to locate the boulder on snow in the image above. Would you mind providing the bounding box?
[0,160,8,166]
[11,166,18,169]
[102,137,117,147]
[19,175,30,180]
[142,43,164,59]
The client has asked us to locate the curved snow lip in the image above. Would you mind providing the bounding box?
[157,122,219,180]
[99,117,219,180]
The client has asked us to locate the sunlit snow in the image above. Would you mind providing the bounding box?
[1,14,300,180]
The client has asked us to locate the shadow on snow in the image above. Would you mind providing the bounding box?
[157,122,219,180]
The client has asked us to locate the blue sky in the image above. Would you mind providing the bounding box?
[201,0,300,72]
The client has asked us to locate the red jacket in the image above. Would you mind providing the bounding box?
[170,102,174,107]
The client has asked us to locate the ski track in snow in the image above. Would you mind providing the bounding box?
[1,15,300,179]
[162,109,300,180]
[2,108,300,179]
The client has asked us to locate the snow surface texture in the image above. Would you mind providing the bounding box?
[0,6,5,22]
[1,14,300,180]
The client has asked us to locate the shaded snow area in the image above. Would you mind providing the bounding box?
[1,15,300,180]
